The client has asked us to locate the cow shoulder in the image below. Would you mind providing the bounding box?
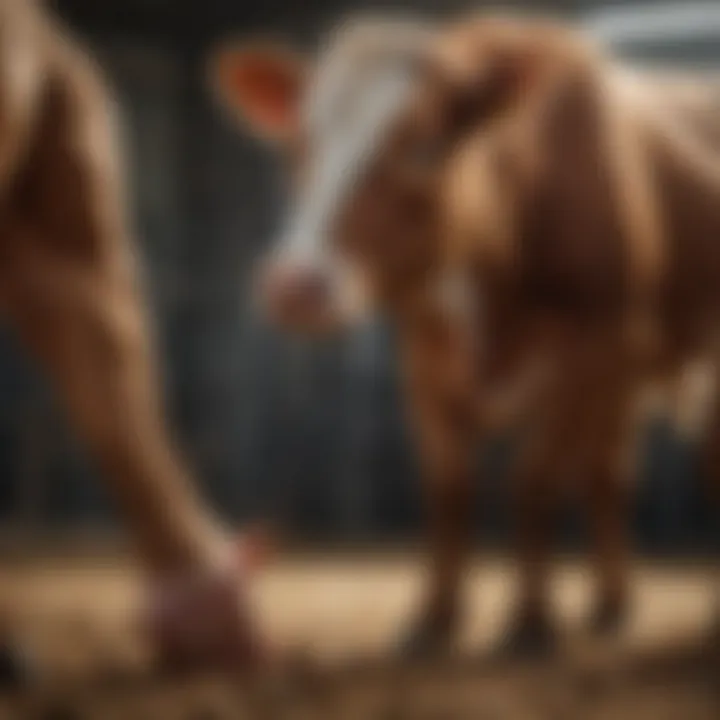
[519,45,664,317]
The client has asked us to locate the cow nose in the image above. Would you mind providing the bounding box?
[287,268,331,304]
[261,262,333,327]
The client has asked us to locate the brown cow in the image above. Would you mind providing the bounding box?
[210,12,720,655]
[0,0,268,670]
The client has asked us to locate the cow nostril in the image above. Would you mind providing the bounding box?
[297,271,330,302]
[264,264,332,311]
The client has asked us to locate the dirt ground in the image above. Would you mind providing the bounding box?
[0,551,717,719]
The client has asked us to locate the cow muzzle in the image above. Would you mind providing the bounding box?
[258,256,344,334]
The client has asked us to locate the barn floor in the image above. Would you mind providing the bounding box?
[0,550,718,718]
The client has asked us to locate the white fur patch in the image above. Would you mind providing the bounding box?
[278,52,418,263]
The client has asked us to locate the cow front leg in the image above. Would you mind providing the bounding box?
[586,462,633,636]
[501,431,566,657]
[401,408,477,657]
[396,315,479,658]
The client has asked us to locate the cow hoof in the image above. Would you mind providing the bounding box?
[395,612,457,660]
[497,612,558,660]
[396,626,453,660]
[588,597,628,637]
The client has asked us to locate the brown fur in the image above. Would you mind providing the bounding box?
[404,16,720,643]
[214,12,720,652]
[407,16,720,643]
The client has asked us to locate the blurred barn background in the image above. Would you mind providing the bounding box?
[0,0,718,552]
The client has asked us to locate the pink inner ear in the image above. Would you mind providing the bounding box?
[219,50,301,135]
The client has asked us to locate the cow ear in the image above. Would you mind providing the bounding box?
[209,41,306,141]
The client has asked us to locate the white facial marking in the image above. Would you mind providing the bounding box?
[276,45,420,265]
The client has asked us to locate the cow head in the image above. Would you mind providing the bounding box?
[209,16,544,335]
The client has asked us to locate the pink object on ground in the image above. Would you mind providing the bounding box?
[142,530,275,671]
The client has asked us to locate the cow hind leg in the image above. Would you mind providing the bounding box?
[502,339,637,656]
[581,376,638,638]
[397,470,476,658]
[498,410,579,660]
